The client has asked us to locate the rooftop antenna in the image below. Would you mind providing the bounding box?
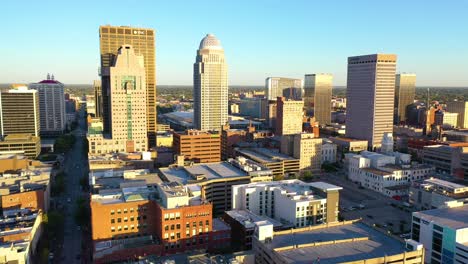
[47,73,50,80]
[51,74,55,80]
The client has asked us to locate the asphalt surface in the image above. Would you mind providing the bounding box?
[57,110,88,263]
[316,169,413,237]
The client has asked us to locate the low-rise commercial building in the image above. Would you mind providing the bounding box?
[90,184,162,263]
[409,178,468,210]
[253,220,425,264]
[232,180,341,228]
[0,157,51,212]
[221,124,274,160]
[236,148,299,179]
[223,209,284,251]
[159,156,272,216]
[90,169,231,262]
[321,140,337,164]
[173,130,221,163]
[422,143,468,179]
[0,209,43,264]
[0,134,41,159]
[410,204,468,264]
[348,151,434,197]
[330,137,368,156]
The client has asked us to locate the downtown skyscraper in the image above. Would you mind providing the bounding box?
[345,54,397,149]
[193,34,228,131]
[266,77,303,100]
[304,73,333,125]
[99,25,156,146]
[87,45,148,154]
[394,73,416,124]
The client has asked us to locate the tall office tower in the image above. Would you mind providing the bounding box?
[447,101,468,128]
[394,73,416,124]
[93,80,102,118]
[304,74,333,125]
[345,54,397,149]
[29,74,66,136]
[88,45,147,154]
[99,25,156,146]
[193,34,228,131]
[0,86,40,137]
[276,97,304,136]
[266,77,302,100]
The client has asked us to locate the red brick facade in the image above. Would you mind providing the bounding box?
[0,190,45,211]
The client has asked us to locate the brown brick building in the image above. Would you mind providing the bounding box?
[90,182,231,261]
[155,200,213,254]
[173,130,220,163]
[90,199,158,242]
[0,190,45,211]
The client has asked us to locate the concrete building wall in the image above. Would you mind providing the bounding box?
[321,143,337,164]
[346,54,397,149]
[293,133,322,172]
[0,87,40,137]
[108,45,147,152]
[0,135,41,159]
[276,97,303,136]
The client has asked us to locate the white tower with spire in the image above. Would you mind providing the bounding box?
[193,34,228,131]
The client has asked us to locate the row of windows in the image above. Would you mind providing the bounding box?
[110,207,147,215]
[163,211,210,220]
[110,223,147,232]
[164,227,210,239]
[164,220,210,231]
[110,215,146,223]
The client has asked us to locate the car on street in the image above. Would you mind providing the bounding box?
[67,198,71,203]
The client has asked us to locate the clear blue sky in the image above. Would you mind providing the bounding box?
[1,0,467,86]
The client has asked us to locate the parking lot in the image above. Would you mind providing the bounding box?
[316,170,413,237]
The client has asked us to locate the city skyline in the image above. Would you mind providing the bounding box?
[1,1,468,87]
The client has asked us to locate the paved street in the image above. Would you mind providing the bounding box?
[57,109,88,263]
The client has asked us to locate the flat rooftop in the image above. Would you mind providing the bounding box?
[413,204,468,230]
[361,168,391,176]
[270,222,406,264]
[226,209,283,229]
[423,178,467,190]
[159,162,250,185]
[91,185,157,204]
[237,148,296,163]
[212,218,231,232]
[331,137,367,143]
